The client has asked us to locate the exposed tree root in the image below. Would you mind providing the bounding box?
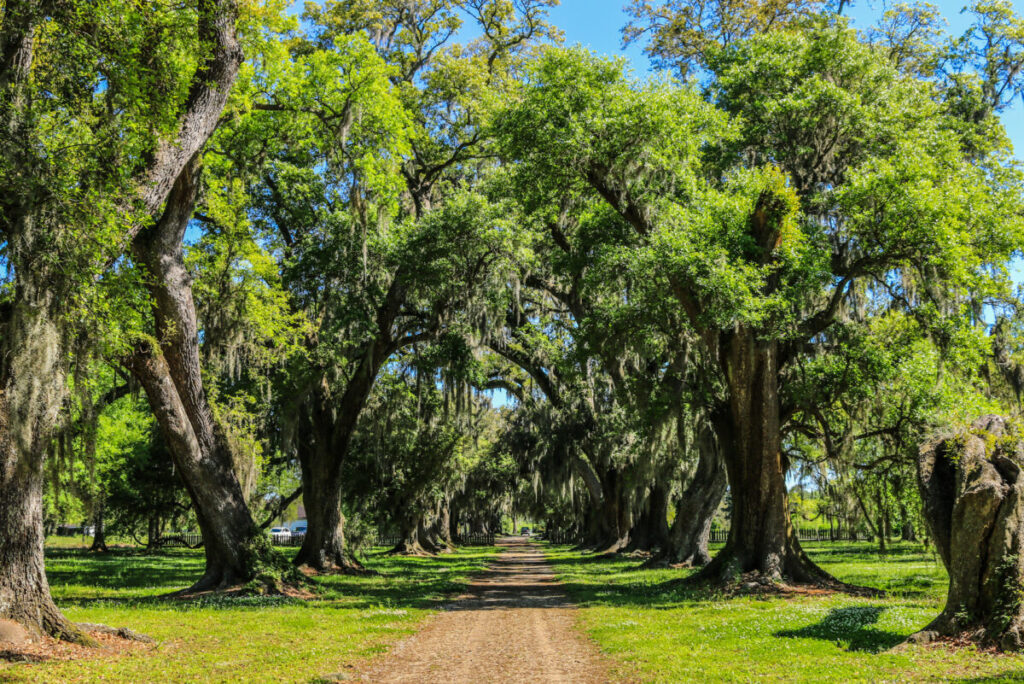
[296,560,378,577]
[0,622,156,663]
[387,539,435,556]
[75,623,154,644]
[674,546,884,598]
[641,553,701,570]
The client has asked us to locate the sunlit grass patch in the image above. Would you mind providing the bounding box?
[0,543,499,683]
[545,542,1024,682]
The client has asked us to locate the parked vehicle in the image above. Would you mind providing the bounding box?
[269,527,291,537]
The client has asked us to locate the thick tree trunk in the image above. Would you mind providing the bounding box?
[448,500,461,544]
[389,513,431,555]
[0,444,85,643]
[436,500,454,551]
[132,350,273,590]
[691,334,833,585]
[0,301,90,642]
[649,425,727,568]
[910,415,1024,649]
[594,467,632,553]
[293,274,408,570]
[129,160,287,592]
[0,0,242,633]
[417,518,441,554]
[571,453,611,548]
[293,434,362,572]
[648,481,671,549]
[0,5,84,644]
[626,481,670,553]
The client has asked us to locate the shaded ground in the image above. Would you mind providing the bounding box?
[352,537,614,683]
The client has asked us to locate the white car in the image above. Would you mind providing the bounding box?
[269,527,291,537]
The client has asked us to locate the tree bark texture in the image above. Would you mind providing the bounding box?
[0,308,89,642]
[650,424,727,567]
[693,333,832,584]
[129,159,283,591]
[0,0,86,643]
[294,276,409,570]
[293,419,356,571]
[912,415,1024,650]
[595,467,632,553]
[626,480,670,553]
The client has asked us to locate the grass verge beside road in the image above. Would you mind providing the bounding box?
[544,541,1024,682]
[1,542,498,683]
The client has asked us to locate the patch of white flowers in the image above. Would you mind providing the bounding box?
[359,608,409,619]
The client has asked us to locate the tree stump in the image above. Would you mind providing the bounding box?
[914,415,1024,650]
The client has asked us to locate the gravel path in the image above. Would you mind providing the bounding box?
[353,536,613,683]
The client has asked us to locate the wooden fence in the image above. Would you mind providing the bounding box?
[708,528,868,544]
[542,530,577,545]
[454,533,495,546]
[538,528,870,546]
[154,533,204,549]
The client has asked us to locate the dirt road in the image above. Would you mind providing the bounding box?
[352,537,613,683]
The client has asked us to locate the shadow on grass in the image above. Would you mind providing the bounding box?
[774,606,905,652]
[46,545,499,613]
[45,548,202,592]
[543,543,944,610]
[952,673,1024,682]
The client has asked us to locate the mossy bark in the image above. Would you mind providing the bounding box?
[647,425,727,568]
[688,334,835,586]
[0,322,92,643]
[912,415,1024,650]
[129,158,292,592]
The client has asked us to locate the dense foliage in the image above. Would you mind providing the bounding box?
[2,0,1024,650]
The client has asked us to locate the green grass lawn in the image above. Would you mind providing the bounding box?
[544,541,1024,683]
[1,540,498,683]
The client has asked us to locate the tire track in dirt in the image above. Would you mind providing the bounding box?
[350,536,614,683]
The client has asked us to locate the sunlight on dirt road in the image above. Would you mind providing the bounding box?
[353,537,614,683]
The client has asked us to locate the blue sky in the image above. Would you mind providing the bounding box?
[543,0,1023,153]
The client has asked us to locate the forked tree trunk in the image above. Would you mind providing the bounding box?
[129,160,287,592]
[649,425,727,568]
[0,306,89,641]
[691,333,832,585]
[910,415,1024,650]
[293,276,408,571]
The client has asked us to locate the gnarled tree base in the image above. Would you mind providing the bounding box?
[292,549,372,576]
[912,415,1024,651]
[0,602,96,648]
[678,538,881,597]
[176,534,306,594]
